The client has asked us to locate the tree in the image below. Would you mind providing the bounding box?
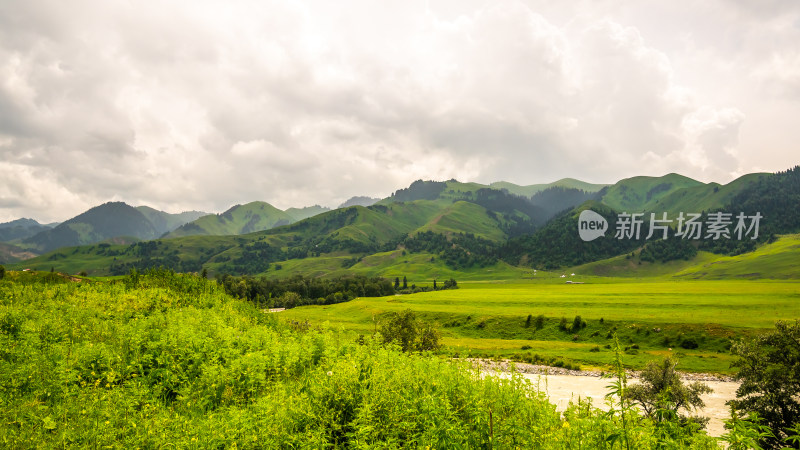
[402,276,408,290]
[624,357,712,427]
[729,320,800,448]
[379,309,440,352]
[0,264,5,280]
[394,277,400,290]
[443,278,458,289]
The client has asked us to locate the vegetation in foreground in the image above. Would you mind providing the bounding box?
[0,269,729,448]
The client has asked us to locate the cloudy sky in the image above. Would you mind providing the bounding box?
[1,0,799,222]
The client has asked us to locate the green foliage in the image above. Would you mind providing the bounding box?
[624,357,712,426]
[0,270,721,447]
[0,265,4,280]
[639,237,698,263]
[218,273,395,308]
[721,410,776,450]
[729,319,800,447]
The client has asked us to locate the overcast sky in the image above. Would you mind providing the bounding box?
[1,0,799,222]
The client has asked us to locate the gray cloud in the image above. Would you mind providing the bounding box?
[0,0,798,222]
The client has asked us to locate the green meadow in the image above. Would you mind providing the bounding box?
[283,279,800,374]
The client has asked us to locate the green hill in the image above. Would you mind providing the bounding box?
[164,201,295,238]
[644,173,768,215]
[414,201,507,242]
[599,173,704,212]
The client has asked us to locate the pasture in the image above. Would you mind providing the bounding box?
[282,279,800,374]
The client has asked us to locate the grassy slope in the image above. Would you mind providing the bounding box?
[165,201,294,238]
[647,173,768,215]
[674,233,800,279]
[414,201,507,242]
[600,173,704,212]
[573,234,800,280]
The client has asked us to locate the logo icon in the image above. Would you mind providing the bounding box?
[578,210,608,242]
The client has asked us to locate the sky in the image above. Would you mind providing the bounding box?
[1,0,799,223]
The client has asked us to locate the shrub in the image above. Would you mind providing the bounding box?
[680,338,699,349]
[534,314,546,330]
[624,357,712,427]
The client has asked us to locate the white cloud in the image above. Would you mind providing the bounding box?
[0,0,798,222]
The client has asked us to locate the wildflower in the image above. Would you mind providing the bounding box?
[327,371,333,376]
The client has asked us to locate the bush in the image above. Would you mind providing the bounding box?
[379,309,440,352]
[624,357,712,427]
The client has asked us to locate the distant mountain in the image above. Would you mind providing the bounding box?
[23,202,206,253]
[529,186,601,218]
[338,196,380,208]
[24,202,158,253]
[0,218,54,242]
[163,201,296,238]
[285,205,330,222]
[136,206,207,236]
[490,178,609,197]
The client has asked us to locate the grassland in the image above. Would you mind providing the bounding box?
[283,278,800,374]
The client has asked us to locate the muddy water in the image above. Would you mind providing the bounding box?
[495,372,738,437]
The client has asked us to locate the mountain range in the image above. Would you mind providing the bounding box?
[5,167,799,278]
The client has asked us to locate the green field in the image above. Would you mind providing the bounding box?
[283,279,800,374]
